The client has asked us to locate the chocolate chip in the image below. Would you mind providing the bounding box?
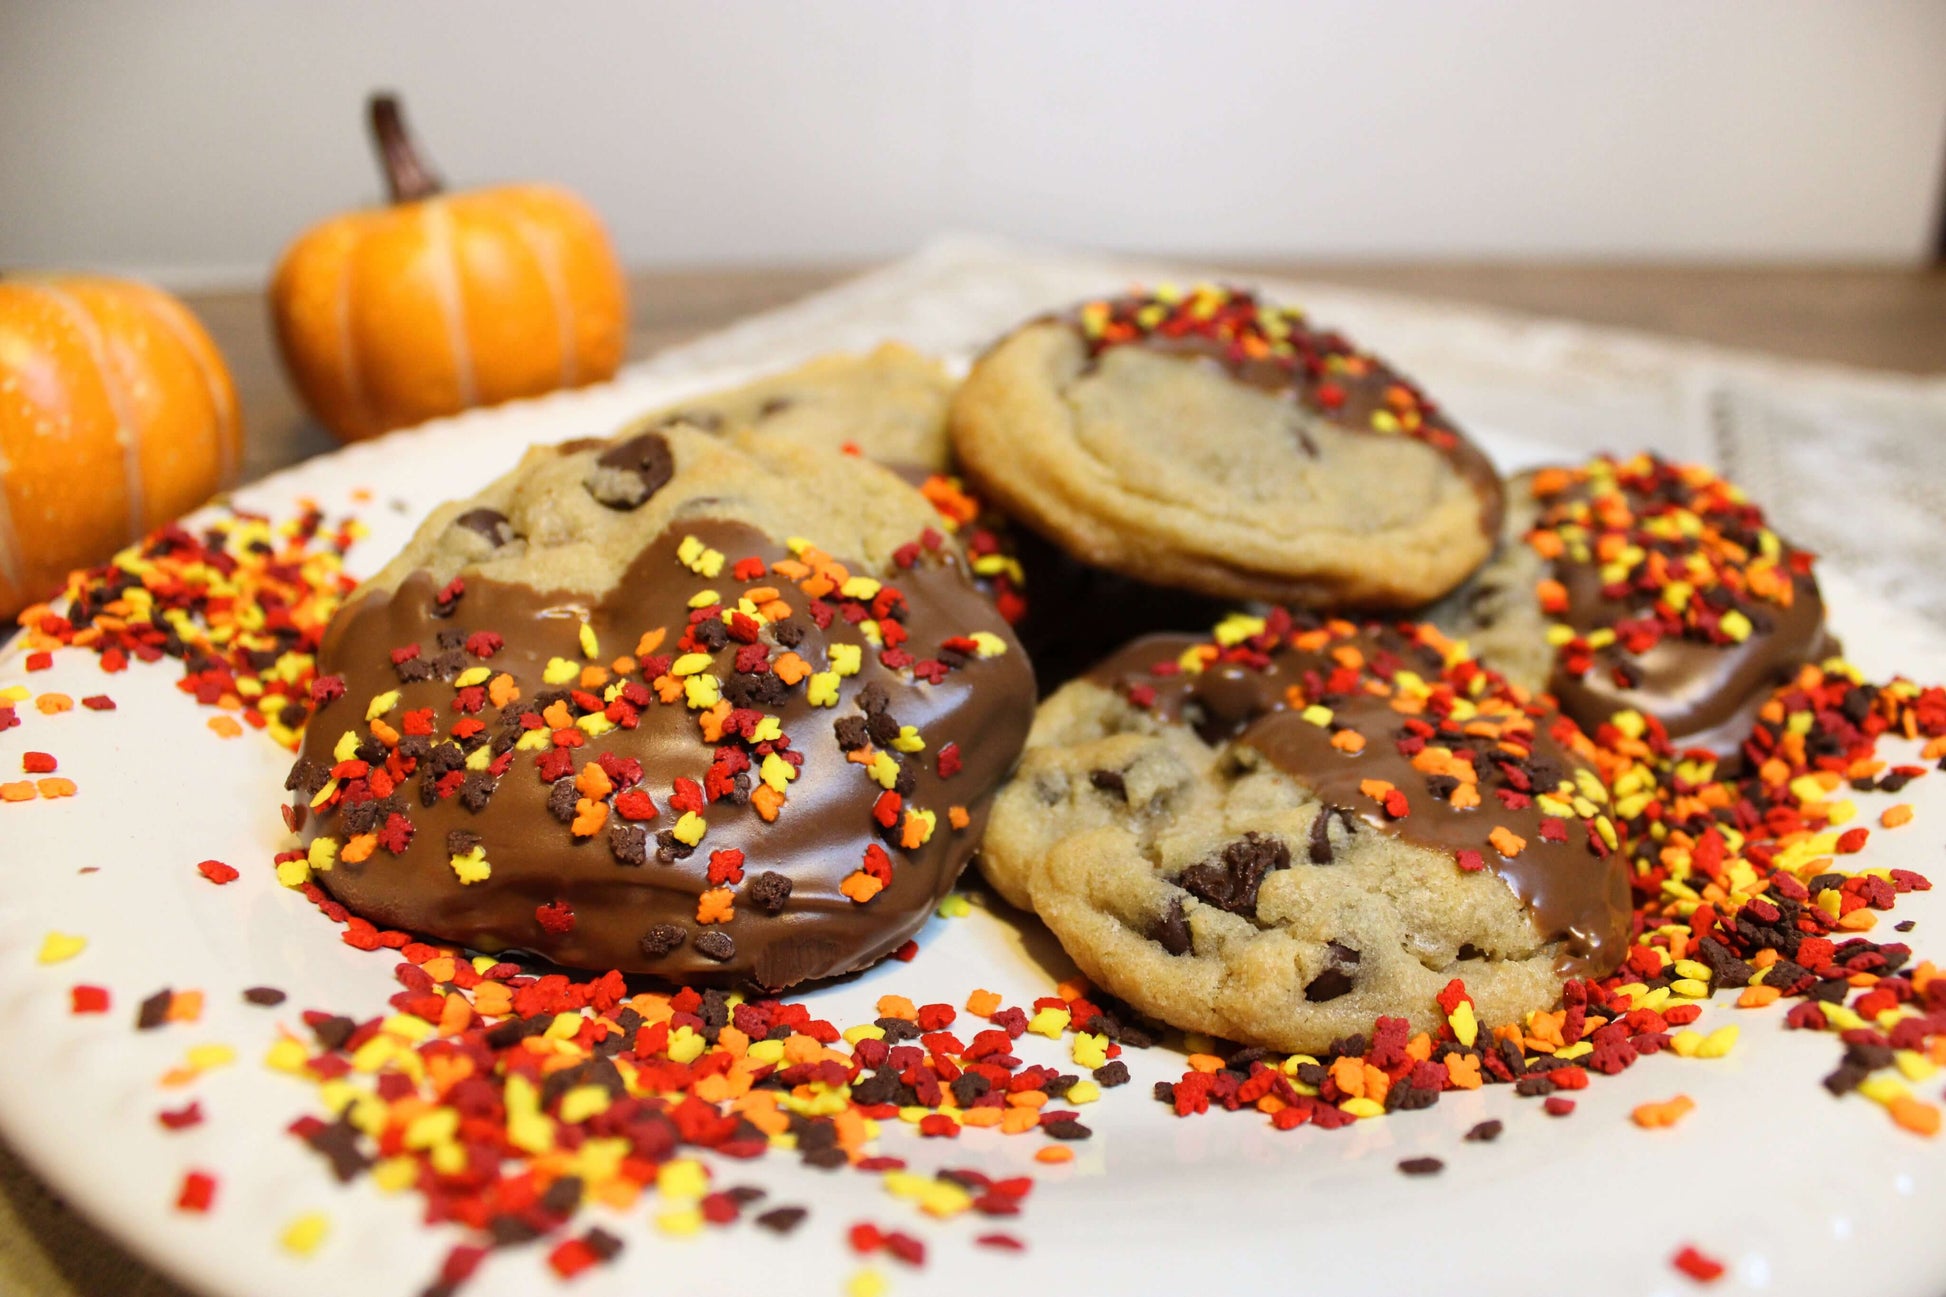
[446,829,482,857]
[1149,895,1192,956]
[1397,1156,1444,1176]
[1088,769,1126,796]
[1178,832,1290,915]
[584,431,675,510]
[1302,967,1354,1003]
[950,1073,990,1106]
[546,779,579,824]
[638,924,686,959]
[242,986,287,1006]
[1092,1060,1131,1087]
[694,930,736,962]
[1307,807,1357,863]
[833,715,870,751]
[453,508,516,547]
[746,871,792,915]
[458,772,496,811]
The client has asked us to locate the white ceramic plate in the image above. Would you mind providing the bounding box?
[2,371,1944,1297]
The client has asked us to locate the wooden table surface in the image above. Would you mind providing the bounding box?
[192,261,1946,486]
[3,259,1945,1297]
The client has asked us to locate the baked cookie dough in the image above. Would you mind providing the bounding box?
[981,613,1630,1053]
[637,343,955,472]
[1429,454,1834,754]
[950,285,1504,609]
[286,424,1033,988]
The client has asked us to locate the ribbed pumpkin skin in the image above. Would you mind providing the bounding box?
[0,276,240,619]
[271,184,627,443]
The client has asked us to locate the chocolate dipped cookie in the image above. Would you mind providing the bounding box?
[1429,454,1834,755]
[980,613,1630,1053]
[950,286,1504,609]
[285,423,1034,988]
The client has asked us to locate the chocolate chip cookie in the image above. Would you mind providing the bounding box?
[980,613,1629,1053]
[1428,454,1834,754]
[286,423,1034,988]
[639,343,955,471]
[950,286,1504,609]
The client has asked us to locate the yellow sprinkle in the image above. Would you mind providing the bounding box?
[656,1206,704,1236]
[280,1211,330,1257]
[543,657,579,685]
[275,857,311,888]
[452,667,491,689]
[1027,1007,1071,1038]
[760,753,796,792]
[1065,1079,1102,1105]
[748,715,782,742]
[671,652,714,677]
[1300,704,1333,727]
[1719,610,1752,642]
[449,847,491,884]
[306,837,338,873]
[672,811,707,846]
[464,744,492,772]
[1695,1024,1739,1059]
[969,631,1007,658]
[683,675,720,709]
[36,932,87,965]
[1071,1032,1109,1070]
[830,644,863,677]
[264,1038,310,1073]
[364,689,400,720]
[936,893,972,919]
[840,576,882,600]
[559,1085,612,1124]
[1448,1000,1478,1048]
[846,1269,888,1297]
[658,1158,709,1201]
[667,1025,706,1064]
[868,752,900,789]
[1339,1097,1385,1119]
[891,725,926,754]
[404,1107,459,1150]
[371,1157,418,1193]
[806,672,841,707]
[1670,1029,1704,1058]
[844,1024,888,1045]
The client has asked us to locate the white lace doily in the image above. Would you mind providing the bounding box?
[627,234,1946,626]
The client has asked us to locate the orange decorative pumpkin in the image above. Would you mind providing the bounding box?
[0,275,241,619]
[272,94,628,443]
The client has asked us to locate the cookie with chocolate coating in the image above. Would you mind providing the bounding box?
[288,424,1033,988]
[1428,454,1834,755]
[980,613,1629,1054]
[950,286,1503,609]
[639,343,955,472]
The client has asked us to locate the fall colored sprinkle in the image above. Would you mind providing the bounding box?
[12,503,360,751]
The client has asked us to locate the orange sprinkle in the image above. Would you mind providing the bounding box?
[1033,1147,1073,1165]
[1489,826,1527,858]
[999,1107,1040,1135]
[1185,1054,1225,1074]
[578,666,609,691]
[1358,778,1395,802]
[965,989,1002,1016]
[1006,1091,1048,1109]
[570,799,608,838]
[875,995,917,1021]
[1057,976,1091,1001]
[958,1107,1004,1129]
[1888,1096,1940,1138]
[1444,1053,1482,1090]
[369,718,400,747]
[541,701,574,730]
[35,693,73,715]
[207,715,243,738]
[167,991,205,1024]
[751,784,783,822]
[1630,1095,1695,1128]
[696,888,735,924]
[1449,784,1481,809]
[772,653,812,686]
[634,629,667,657]
[1330,730,1366,754]
[35,777,76,799]
[1737,985,1782,1008]
[839,871,882,904]
[339,833,377,864]
[575,763,614,801]
[948,805,970,830]
[1881,804,1914,829]
[488,674,520,708]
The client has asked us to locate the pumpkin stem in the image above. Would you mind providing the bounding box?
[368,92,443,204]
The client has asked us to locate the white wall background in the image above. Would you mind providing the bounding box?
[3,1,1944,286]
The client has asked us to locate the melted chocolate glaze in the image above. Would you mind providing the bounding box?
[293,520,1034,989]
[1536,477,1835,754]
[1086,630,1631,977]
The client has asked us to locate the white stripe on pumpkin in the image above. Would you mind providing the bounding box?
[36,282,145,539]
[424,201,477,411]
